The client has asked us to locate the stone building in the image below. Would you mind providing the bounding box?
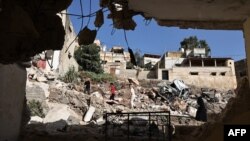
[44,11,79,75]
[100,46,130,75]
[235,59,247,79]
[33,11,79,74]
[0,0,73,140]
[156,51,237,89]
[143,53,161,69]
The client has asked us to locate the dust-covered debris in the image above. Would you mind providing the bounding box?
[24,65,236,138]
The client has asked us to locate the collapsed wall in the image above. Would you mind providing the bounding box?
[172,77,250,141]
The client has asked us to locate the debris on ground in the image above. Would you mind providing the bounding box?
[24,65,236,138]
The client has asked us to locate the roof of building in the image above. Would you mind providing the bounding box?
[185,57,232,60]
[143,53,161,58]
[111,46,124,50]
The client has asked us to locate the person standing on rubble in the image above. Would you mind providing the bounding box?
[109,83,116,100]
[129,83,136,109]
[84,79,91,94]
[195,96,207,122]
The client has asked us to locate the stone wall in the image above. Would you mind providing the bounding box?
[0,63,27,141]
[119,69,157,79]
[58,13,79,75]
[159,67,237,89]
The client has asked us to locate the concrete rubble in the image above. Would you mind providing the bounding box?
[24,65,236,137]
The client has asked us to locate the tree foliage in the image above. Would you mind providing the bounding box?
[79,71,115,83]
[180,36,211,56]
[74,44,103,74]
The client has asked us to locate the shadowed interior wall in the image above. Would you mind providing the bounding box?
[0,64,27,141]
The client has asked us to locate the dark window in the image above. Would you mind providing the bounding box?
[191,60,202,67]
[190,72,199,75]
[115,60,120,63]
[204,60,216,67]
[216,60,227,66]
[162,70,169,80]
[211,72,216,76]
[101,60,107,64]
[220,72,226,76]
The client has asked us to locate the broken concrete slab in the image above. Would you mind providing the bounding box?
[215,93,222,103]
[96,117,105,125]
[37,76,48,82]
[28,116,43,124]
[45,74,55,81]
[84,106,96,122]
[26,84,46,102]
[43,103,81,124]
[188,106,197,118]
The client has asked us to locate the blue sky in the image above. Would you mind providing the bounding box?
[68,0,246,61]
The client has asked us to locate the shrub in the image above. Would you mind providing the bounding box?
[61,66,78,83]
[80,71,115,83]
[27,100,45,118]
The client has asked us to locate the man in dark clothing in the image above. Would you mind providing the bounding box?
[195,96,207,122]
[84,79,91,94]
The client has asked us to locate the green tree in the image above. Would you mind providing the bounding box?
[74,44,103,74]
[180,36,199,51]
[180,36,211,57]
[199,40,211,56]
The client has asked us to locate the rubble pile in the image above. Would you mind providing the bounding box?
[27,67,56,82]
[24,66,236,136]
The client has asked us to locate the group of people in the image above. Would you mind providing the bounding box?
[83,79,137,109]
[84,78,207,121]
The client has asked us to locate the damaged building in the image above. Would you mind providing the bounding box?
[157,51,237,89]
[143,53,161,69]
[31,11,79,74]
[100,46,131,75]
[235,58,248,80]
[0,0,250,141]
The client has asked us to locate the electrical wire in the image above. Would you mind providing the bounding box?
[123,29,130,48]
[60,8,109,18]
[64,4,109,53]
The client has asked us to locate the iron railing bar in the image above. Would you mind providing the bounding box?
[105,111,171,141]
[128,113,130,141]
[169,113,171,141]
[105,113,108,141]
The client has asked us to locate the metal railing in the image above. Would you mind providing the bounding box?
[105,111,171,141]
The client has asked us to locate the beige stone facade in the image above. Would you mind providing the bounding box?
[100,46,130,75]
[44,11,79,75]
[157,52,237,89]
[143,54,161,66]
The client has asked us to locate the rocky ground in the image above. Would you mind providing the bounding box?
[21,66,236,141]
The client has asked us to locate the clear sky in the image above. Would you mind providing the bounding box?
[68,0,246,61]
